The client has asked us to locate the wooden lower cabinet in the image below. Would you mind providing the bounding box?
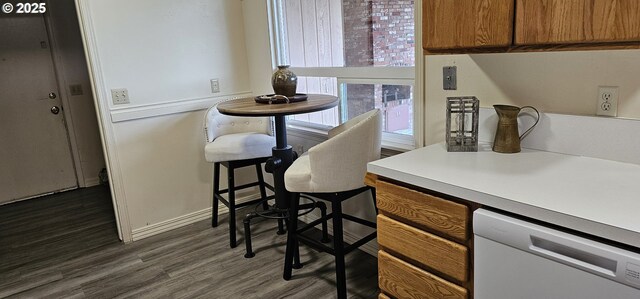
[373,176,476,298]
[379,251,468,299]
[377,215,468,283]
[376,180,469,242]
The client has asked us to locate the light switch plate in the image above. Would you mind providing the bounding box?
[111,88,129,105]
[210,79,220,93]
[443,66,457,90]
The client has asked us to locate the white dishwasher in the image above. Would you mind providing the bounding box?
[474,209,640,299]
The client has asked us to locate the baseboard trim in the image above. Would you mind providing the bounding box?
[131,194,378,258]
[131,207,220,241]
[130,192,259,241]
[83,177,101,187]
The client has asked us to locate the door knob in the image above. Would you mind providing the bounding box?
[49,92,57,99]
[51,106,60,115]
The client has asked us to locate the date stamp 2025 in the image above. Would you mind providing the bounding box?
[2,2,46,14]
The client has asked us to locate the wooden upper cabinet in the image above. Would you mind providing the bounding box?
[423,0,515,50]
[515,0,640,45]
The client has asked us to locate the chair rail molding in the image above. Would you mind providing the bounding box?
[110,91,252,123]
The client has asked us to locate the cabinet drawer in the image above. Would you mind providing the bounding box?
[379,250,468,299]
[423,0,514,50]
[376,180,469,241]
[377,215,469,282]
[515,0,640,45]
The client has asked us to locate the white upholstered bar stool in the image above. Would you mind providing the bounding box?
[204,105,276,248]
[282,109,382,299]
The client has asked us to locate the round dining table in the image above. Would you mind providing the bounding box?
[216,93,338,210]
[217,94,338,258]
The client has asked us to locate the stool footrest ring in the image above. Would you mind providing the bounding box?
[252,196,319,219]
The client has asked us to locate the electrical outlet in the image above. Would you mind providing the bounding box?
[210,79,220,93]
[597,86,618,117]
[111,88,129,105]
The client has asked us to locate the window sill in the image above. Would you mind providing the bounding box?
[286,122,415,155]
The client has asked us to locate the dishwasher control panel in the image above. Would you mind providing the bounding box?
[627,263,640,286]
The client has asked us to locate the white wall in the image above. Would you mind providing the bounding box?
[80,0,260,236]
[425,50,640,145]
[48,0,105,186]
[242,0,276,95]
[90,0,251,106]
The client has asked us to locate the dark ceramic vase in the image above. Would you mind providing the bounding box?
[271,65,297,97]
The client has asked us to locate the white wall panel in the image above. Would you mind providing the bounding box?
[113,110,259,229]
[89,0,251,108]
[82,0,256,234]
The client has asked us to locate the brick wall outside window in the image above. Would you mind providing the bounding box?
[343,0,414,130]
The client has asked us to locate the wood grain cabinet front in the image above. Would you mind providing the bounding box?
[377,215,469,283]
[376,180,469,242]
[379,250,468,299]
[515,0,640,45]
[423,0,515,50]
[423,0,640,52]
[371,176,475,298]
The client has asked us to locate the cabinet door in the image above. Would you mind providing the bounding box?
[516,0,640,45]
[376,180,469,242]
[377,215,469,282]
[378,251,468,299]
[423,0,515,50]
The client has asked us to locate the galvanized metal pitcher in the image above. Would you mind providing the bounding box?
[492,105,540,153]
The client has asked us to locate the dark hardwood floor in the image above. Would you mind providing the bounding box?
[0,186,379,298]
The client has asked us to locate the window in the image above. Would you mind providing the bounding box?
[340,80,413,135]
[271,0,418,149]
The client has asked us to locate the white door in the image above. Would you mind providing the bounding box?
[0,14,77,204]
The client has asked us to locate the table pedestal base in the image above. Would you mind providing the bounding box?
[265,145,295,209]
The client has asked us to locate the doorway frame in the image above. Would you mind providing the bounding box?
[73,0,132,242]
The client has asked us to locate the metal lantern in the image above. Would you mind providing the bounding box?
[446,96,479,152]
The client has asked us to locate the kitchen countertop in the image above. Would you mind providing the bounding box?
[367,143,640,249]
